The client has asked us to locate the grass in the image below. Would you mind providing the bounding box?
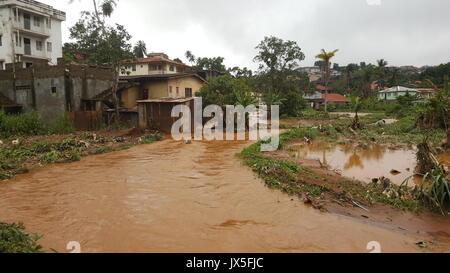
[0,111,75,139]
[237,130,330,198]
[238,127,429,213]
[416,168,450,214]
[0,222,44,253]
[0,133,164,180]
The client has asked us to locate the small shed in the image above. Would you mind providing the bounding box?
[137,97,195,133]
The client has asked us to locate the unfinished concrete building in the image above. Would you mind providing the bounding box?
[0,59,115,124]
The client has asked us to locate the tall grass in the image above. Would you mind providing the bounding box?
[417,167,450,214]
[0,111,74,138]
[0,111,43,138]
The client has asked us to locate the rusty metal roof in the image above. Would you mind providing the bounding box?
[137,97,195,103]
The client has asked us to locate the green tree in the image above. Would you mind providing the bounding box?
[349,96,362,130]
[315,49,339,112]
[67,0,134,122]
[133,40,147,58]
[254,36,308,116]
[196,75,255,107]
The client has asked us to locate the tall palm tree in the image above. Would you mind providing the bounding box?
[315,49,339,113]
[377,59,388,88]
[133,40,147,58]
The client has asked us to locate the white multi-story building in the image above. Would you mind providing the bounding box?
[0,0,65,69]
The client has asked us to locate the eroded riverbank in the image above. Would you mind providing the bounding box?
[0,139,446,252]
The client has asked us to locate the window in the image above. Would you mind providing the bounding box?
[14,10,21,22]
[36,41,43,51]
[47,42,52,52]
[33,16,41,27]
[132,64,136,71]
[0,35,2,46]
[46,18,52,29]
[176,87,179,97]
[169,65,175,72]
[169,86,173,96]
[15,33,21,47]
[0,62,4,70]
[185,88,193,98]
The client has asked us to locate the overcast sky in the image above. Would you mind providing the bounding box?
[46,0,450,70]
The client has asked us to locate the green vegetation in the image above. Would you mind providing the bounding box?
[238,127,430,213]
[0,111,75,139]
[140,134,164,144]
[0,223,44,253]
[416,168,450,214]
[0,133,163,180]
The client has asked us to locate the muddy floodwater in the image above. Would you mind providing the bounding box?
[0,140,436,252]
[289,141,420,185]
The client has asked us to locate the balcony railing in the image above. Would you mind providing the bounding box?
[13,20,50,37]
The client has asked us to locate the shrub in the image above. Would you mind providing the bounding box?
[0,111,43,138]
[417,168,450,214]
[46,114,74,135]
[39,151,63,164]
[0,222,44,253]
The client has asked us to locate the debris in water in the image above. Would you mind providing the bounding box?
[184,140,192,144]
[390,169,401,175]
[416,241,428,248]
[372,178,379,184]
[351,200,369,212]
[12,139,20,146]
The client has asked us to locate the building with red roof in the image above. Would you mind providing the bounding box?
[322,93,348,104]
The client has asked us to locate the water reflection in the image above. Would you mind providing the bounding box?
[290,141,419,185]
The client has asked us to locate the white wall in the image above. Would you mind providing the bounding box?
[0,3,64,67]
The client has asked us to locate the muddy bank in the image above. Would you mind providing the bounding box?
[0,128,161,180]
[0,139,441,253]
[262,139,450,251]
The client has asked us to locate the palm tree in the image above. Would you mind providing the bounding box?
[377,59,388,88]
[133,40,147,58]
[315,49,339,113]
[349,96,362,130]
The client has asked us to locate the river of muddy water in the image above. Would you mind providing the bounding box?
[0,139,438,252]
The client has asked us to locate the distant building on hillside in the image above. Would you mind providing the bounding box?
[378,86,419,102]
[120,53,193,76]
[0,0,66,69]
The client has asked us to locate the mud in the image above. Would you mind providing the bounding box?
[0,139,447,252]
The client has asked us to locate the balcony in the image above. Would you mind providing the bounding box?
[13,20,50,38]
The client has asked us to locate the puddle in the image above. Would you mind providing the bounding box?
[289,141,421,185]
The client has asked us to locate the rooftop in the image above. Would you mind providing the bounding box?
[120,73,207,82]
[121,53,190,68]
[137,97,194,103]
[0,0,66,19]
[379,86,418,93]
[322,93,348,103]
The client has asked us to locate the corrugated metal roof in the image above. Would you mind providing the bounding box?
[137,97,195,103]
[379,86,418,93]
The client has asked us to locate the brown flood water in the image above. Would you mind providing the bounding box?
[289,141,420,185]
[0,139,430,253]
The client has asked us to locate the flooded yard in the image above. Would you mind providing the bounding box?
[0,139,436,253]
[289,141,420,185]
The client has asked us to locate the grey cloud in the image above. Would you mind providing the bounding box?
[48,0,450,69]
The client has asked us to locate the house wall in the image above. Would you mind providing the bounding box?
[121,86,139,109]
[0,2,65,66]
[378,91,419,101]
[0,61,114,121]
[168,76,203,98]
[143,80,169,99]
